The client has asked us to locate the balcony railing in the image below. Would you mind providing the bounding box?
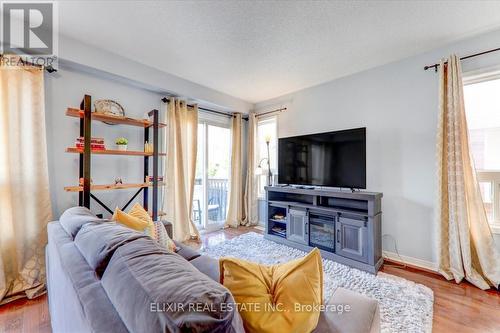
[193,178,229,225]
[207,178,229,221]
[476,170,500,233]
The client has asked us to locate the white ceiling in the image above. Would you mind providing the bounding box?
[57,1,500,103]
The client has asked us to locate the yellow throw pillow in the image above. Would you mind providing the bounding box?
[129,202,153,223]
[129,203,156,238]
[112,208,150,232]
[219,248,323,333]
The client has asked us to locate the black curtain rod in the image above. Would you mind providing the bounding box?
[256,107,287,118]
[161,97,287,120]
[424,47,500,72]
[161,97,249,120]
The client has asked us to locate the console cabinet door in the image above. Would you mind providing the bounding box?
[335,215,368,263]
[287,208,308,245]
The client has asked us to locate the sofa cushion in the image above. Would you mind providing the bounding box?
[313,287,380,333]
[101,237,244,333]
[47,222,129,333]
[59,206,102,238]
[74,221,149,275]
[190,255,219,281]
[174,241,201,261]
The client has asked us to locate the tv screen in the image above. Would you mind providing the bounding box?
[278,128,366,188]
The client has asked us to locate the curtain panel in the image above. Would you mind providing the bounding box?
[0,59,53,304]
[243,113,259,226]
[225,114,245,227]
[164,98,200,241]
[436,55,500,289]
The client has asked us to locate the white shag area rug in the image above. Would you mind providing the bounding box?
[200,232,434,333]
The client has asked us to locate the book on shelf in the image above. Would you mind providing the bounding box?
[271,227,286,237]
[76,137,105,144]
[75,137,106,150]
[146,176,164,183]
[75,143,106,150]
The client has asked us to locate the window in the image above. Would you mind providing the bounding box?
[257,116,277,198]
[192,113,231,230]
[463,75,500,233]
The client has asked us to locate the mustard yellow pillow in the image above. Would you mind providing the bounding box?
[111,208,149,232]
[219,248,323,333]
[129,202,153,223]
[128,203,156,238]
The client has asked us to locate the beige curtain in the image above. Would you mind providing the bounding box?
[225,114,245,228]
[243,113,259,226]
[0,59,53,304]
[164,98,200,241]
[437,55,500,290]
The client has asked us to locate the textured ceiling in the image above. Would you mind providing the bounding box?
[57,1,500,103]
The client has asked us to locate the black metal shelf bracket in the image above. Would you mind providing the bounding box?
[90,193,113,215]
[148,109,159,221]
[82,95,92,208]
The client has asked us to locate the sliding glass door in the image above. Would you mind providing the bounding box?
[193,121,231,230]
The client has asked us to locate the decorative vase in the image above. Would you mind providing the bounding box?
[117,144,127,151]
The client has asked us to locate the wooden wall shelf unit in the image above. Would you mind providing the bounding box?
[65,147,166,157]
[66,107,166,128]
[64,95,165,219]
[64,182,165,193]
[265,186,383,273]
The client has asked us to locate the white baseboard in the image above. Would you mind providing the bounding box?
[256,215,437,272]
[383,251,438,272]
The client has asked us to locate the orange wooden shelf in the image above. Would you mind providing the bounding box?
[64,182,165,192]
[66,108,166,128]
[66,147,166,157]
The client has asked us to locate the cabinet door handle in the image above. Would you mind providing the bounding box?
[304,222,308,235]
[337,229,341,243]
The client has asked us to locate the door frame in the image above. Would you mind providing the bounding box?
[196,116,231,230]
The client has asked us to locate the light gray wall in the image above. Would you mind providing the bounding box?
[255,28,500,264]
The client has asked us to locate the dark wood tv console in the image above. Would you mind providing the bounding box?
[264,186,383,273]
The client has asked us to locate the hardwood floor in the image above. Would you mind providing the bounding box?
[381,262,500,332]
[0,295,50,333]
[0,226,498,333]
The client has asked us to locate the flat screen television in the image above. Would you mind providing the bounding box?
[278,127,366,188]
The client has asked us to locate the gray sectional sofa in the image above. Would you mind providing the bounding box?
[46,207,380,333]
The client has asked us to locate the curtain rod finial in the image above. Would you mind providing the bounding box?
[423,64,439,72]
[45,65,57,73]
[161,97,168,103]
